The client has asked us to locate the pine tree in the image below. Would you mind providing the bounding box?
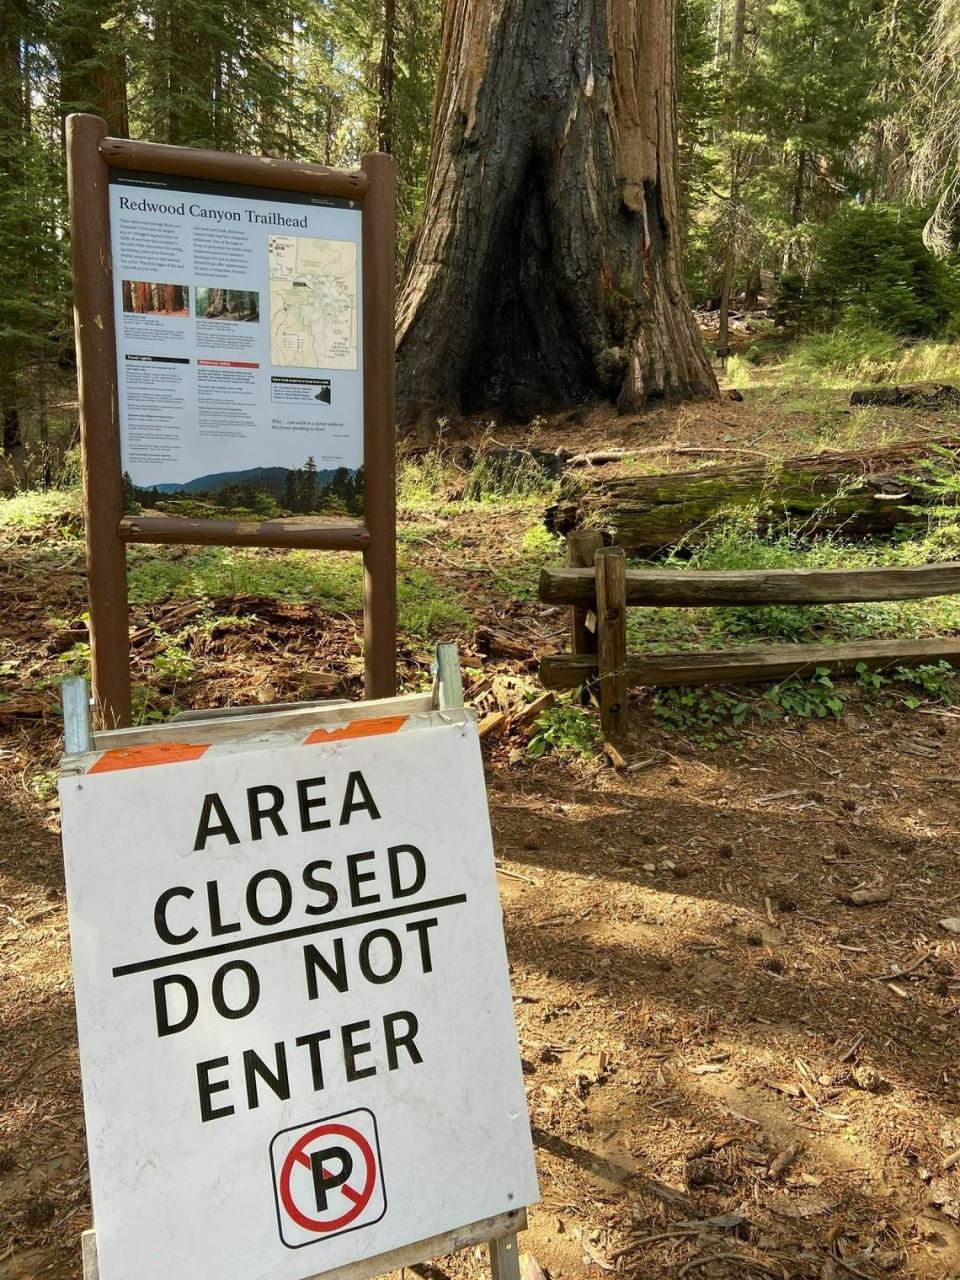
[301,456,318,510]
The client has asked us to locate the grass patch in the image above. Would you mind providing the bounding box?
[398,444,560,516]
[0,487,81,533]
[732,322,960,393]
[126,547,364,609]
[397,568,471,639]
[627,518,960,655]
[491,522,564,602]
[127,545,471,641]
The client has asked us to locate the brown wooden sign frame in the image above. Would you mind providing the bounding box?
[65,113,397,729]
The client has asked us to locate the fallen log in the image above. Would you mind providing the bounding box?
[850,382,960,409]
[546,437,960,555]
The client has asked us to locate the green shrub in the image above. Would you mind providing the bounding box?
[783,320,901,376]
[800,203,960,336]
[527,701,598,759]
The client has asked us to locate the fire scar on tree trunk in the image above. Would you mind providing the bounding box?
[395,0,718,430]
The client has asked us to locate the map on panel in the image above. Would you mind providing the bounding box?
[268,234,358,370]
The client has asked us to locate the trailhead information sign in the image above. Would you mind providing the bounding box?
[60,710,538,1280]
[108,170,363,515]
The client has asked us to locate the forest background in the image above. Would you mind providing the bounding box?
[2,0,960,464]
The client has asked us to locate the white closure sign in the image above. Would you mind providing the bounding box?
[60,710,538,1280]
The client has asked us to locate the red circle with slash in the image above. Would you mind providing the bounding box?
[279,1121,377,1233]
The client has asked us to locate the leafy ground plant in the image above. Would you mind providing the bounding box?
[652,687,749,739]
[527,699,599,759]
[763,668,847,719]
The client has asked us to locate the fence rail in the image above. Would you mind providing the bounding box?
[538,531,960,741]
[539,561,960,608]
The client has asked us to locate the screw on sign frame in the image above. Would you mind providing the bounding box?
[64,112,398,730]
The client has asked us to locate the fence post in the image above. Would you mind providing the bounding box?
[595,546,627,741]
[565,530,603,654]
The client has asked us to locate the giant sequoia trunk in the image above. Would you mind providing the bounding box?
[395,0,718,429]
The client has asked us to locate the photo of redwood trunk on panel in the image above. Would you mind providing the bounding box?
[121,280,189,316]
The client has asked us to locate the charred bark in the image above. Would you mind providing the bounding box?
[396,0,717,431]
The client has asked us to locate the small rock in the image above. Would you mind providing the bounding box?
[940,918,960,935]
[660,859,676,871]
[642,862,657,872]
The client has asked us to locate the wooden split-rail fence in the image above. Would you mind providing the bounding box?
[538,529,960,740]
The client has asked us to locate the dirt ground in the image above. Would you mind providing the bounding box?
[4,394,960,1280]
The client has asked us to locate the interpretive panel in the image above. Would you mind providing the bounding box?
[108,171,364,516]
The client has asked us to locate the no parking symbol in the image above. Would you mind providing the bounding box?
[271,1108,387,1249]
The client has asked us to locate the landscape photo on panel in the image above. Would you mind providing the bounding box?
[108,171,364,519]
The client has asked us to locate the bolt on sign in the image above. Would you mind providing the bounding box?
[60,704,538,1280]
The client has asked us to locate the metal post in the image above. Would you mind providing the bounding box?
[62,677,94,754]
[434,642,464,712]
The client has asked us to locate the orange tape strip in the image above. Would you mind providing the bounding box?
[88,742,210,773]
[303,715,408,745]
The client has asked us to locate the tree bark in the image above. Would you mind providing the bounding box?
[395,0,718,431]
[729,0,745,62]
[548,437,960,553]
[378,0,396,153]
[57,0,129,137]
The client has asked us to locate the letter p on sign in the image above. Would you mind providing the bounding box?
[271,1108,386,1249]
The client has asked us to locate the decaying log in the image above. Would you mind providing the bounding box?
[850,382,960,409]
[547,437,960,555]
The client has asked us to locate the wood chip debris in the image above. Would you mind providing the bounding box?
[846,888,891,906]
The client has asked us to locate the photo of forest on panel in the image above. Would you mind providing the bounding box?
[122,461,364,520]
[195,288,260,322]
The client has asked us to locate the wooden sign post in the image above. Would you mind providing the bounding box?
[66,114,397,728]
